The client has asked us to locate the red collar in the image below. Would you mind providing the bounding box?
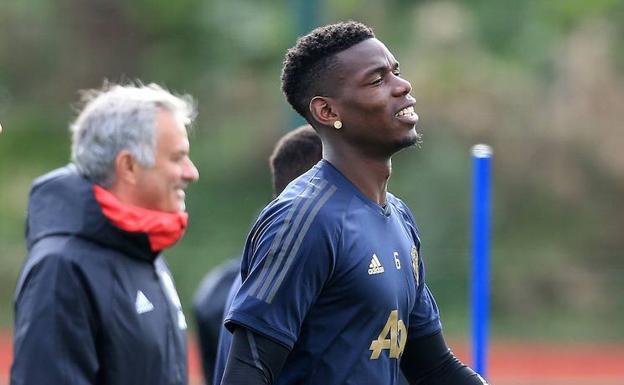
[93,185,188,252]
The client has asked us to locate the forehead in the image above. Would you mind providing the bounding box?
[334,38,398,80]
[155,109,189,148]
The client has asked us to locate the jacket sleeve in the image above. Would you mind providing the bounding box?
[11,252,99,385]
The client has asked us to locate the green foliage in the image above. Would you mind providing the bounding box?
[1,0,623,341]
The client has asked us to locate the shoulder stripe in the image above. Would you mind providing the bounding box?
[265,185,337,303]
[254,180,332,301]
[249,179,328,299]
[249,179,317,294]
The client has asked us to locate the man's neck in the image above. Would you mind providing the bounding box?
[324,148,391,206]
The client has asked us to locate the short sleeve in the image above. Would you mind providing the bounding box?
[225,198,336,349]
[408,281,442,338]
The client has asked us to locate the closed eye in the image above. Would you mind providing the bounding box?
[171,151,189,162]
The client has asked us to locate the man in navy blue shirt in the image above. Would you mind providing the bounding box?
[193,124,322,384]
[221,21,489,385]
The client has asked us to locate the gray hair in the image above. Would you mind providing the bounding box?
[70,82,196,187]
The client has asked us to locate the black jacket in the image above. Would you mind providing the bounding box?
[11,165,188,385]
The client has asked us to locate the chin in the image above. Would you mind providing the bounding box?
[159,202,184,213]
[394,131,420,150]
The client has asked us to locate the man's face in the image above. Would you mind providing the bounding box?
[331,38,419,156]
[133,109,199,212]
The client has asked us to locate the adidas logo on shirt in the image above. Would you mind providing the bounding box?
[135,290,154,314]
[368,254,385,275]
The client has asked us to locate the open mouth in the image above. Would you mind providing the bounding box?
[395,105,416,117]
[395,105,419,124]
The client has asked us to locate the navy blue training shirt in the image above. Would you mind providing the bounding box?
[225,160,441,385]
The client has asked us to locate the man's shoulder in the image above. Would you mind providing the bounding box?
[388,193,414,218]
[24,234,130,283]
[247,177,347,261]
[386,191,406,206]
[28,234,88,264]
[24,236,108,275]
[16,236,97,302]
[32,164,80,185]
[268,175,347,228]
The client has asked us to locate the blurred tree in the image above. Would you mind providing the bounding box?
[1,0,623,340]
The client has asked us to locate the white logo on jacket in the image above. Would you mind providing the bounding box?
[135,290,154,314]
[158,271,187,330]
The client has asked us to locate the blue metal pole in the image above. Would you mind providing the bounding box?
[471,144,492,378]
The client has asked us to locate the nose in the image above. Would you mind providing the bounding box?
[183,158,200,182]
[391,75,412,97]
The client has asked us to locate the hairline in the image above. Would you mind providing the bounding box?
[70,83,196,187]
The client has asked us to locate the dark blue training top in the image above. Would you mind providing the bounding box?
[225,160,440,385]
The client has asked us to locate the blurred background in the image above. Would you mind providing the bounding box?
[1,0,623,384]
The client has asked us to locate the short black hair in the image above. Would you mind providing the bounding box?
[270,124,322,195]
[281,21,375,121]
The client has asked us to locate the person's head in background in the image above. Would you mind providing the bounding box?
[70,82,199,213]
[269,124,322,197]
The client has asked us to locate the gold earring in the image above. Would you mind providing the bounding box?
[333,120,342,129]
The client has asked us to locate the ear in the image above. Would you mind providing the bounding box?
[114,150,139,185]
[309,96,339,128]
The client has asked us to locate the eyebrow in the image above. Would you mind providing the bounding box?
[172,147,190,157]
[362,61,400,78]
